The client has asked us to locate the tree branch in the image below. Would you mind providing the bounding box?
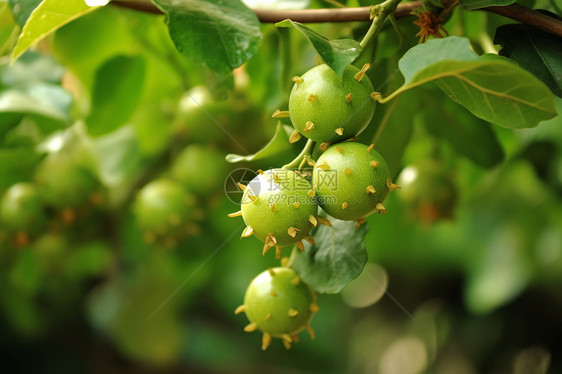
[485,3,562,37]
[111,0,562,38]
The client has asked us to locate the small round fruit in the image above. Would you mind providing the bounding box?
[237,267,317,350]
[312,142,395,221]
[170,145,226,195]
[398,160,457,222]
[1,182,46,235]
[241,169,317,251]
[133,179,195,240]
[35,155,98,208]
[288,64,375,143]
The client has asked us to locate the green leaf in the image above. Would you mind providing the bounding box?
[0,85,72,128]
[8,0,42,27]
[459,0,516,10]
[11,0,101,62]
[292,213,369,294]
[152,0,262,75]
[92,125,143,186]
[392,36,557,129]
[495,24,562,98]
[0,2,20,56]
[52,6,139,90]
[358,90,419,179]
[276,19,361,76]
[225,122,293,163]
[418,89,504,168]
[86,55,146,137]
[0,147,44,189]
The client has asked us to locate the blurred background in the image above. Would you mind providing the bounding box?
[0,0,561,373]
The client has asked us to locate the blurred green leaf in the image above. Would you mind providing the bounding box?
[92,125,143,186]
[2,51,66,86]
[152,0,262,75]
[394,36,557,129]
[358,90,418,179]
[225,121,293,163]
[418,89,504,168]
[0,2,19,56]
[495,23,562,98]
[465,225,532,314]
[64,241,113,280]
[0,147,44,189]
[12,0,102,61]
[293,213,369,294]
[459,0,515,10]
[52,6,139,89]
[88,253,184,365]
[276,19,361,76]
[8,0,42,27]
[86,55,146,136]
[0,85,71,127]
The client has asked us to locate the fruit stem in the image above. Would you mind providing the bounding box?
[286,245,299,268]
[282,139,316,170]
[359,0,403,49]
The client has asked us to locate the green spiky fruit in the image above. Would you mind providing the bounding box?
[239,169,318,257]
[1,183,46,235]
[236,267,318,350]
[288,64,375,143]
[312,142,397,221]
[134,179,195,242]
[170,144,226,195]
[398,160,457,222]
[34,155,98,208]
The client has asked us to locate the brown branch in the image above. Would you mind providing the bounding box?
[111,0,422,20]
[256,2,422,22]
[484,3,562,37]
[111,0,562,38]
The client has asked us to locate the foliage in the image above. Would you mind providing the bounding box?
[0,0,561,372]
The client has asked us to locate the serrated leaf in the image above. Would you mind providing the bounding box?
[276,19,361,76]
[459,0,515,10]
[12,0,102,62]
[495,23,562,98]
[392,36,557,129]
[86,55,146,137]
[152,0,261,75]
[292,214,369,294]
[225,122,293,163]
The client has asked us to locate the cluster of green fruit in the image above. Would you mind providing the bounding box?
[133,144,225,248]
[229,63,401,350]
[0,154,102,248]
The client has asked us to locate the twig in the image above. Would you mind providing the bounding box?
[111,0,422,21]
[111,0,562,38]
[484,3,562,37]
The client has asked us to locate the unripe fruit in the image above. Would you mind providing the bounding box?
[133,179,195,242]
[34,155,98,209]
[0,183,46,235]
[173,86,231,142]
[235,267,318,350]
[170,145,226,195]
[312,142,397,221]
[398,160,457,222]
[236,169,318,258]
[288,64,375,143]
